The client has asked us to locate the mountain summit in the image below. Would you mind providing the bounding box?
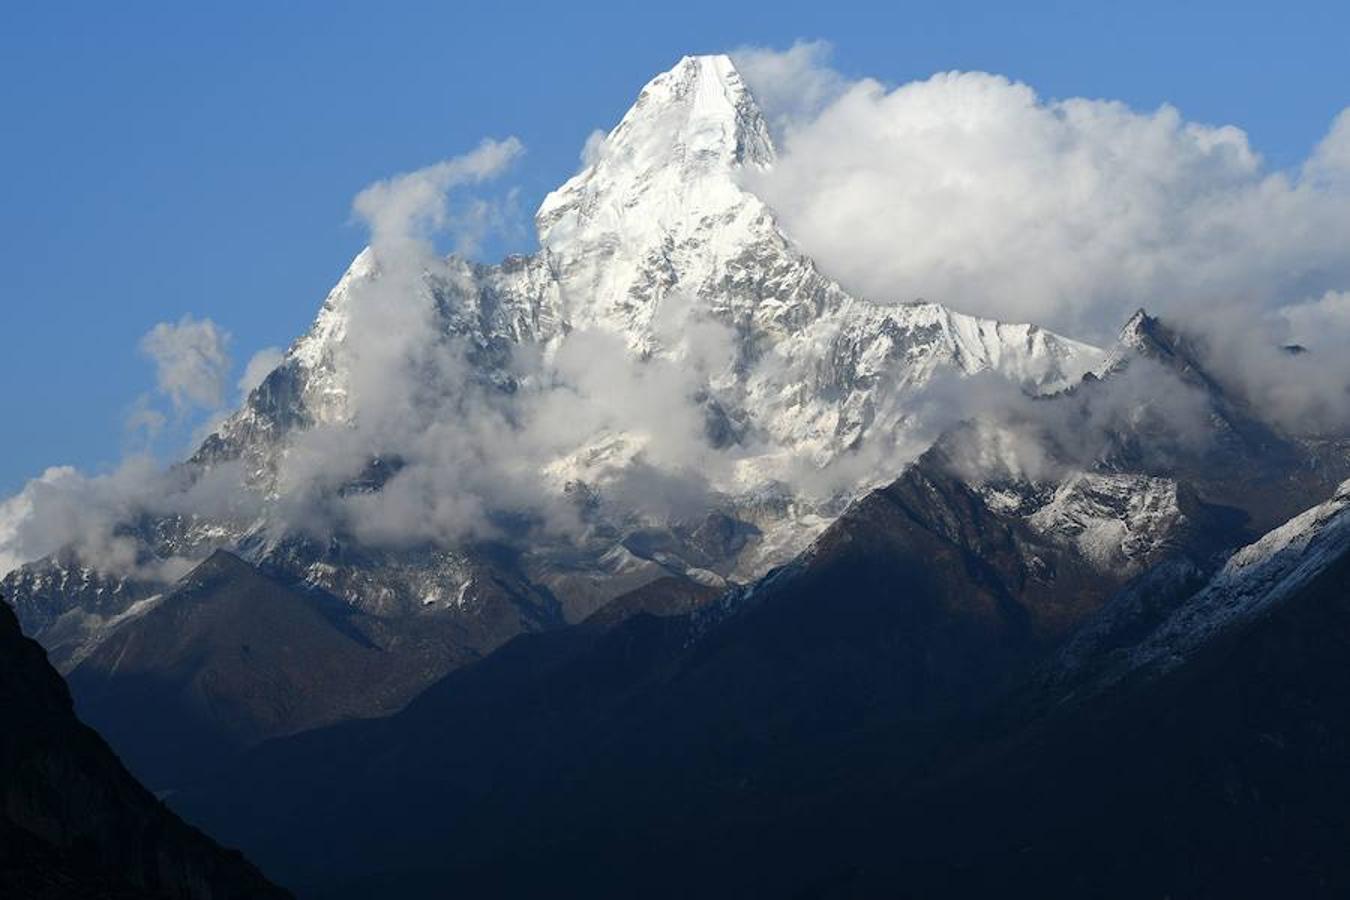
[538,54,776,340]
[538,54,775,242]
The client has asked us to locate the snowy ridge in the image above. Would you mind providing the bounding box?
[1145,478,1350,660]
[1024,473,1187,572]
[1062,478,1350,689]
[1,559,163,672]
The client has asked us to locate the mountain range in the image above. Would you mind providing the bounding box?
[2,53,1348,897]
[4,55,1109,788]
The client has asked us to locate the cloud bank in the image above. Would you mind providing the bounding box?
[735,43,1350,343]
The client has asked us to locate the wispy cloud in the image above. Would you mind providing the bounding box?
[138,314,233,413]
[237,346,285,398]
[352,137,525,257]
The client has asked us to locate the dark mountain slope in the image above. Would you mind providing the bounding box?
[173,455,1236,896]
[67,549,561,790]
[825,514,1350,898]
[0,596,289,899]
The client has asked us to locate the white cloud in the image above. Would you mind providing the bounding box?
[1307,109,1350,181]
[1283,290,1350,344]
[1200,290,1350,435]
[124,395,167,443]
[0,458,259,580]
[731,46,1350,435]
[253,137,578,548]
[138,315,233,412]
[732,40,846,131]
[352,136,524,258]
[736,52,1350,348]
[238,346,285,397]
[580,129,608,167]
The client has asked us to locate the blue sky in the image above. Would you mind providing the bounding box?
[2,0,1347,494]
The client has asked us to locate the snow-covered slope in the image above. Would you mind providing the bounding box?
[1023,473,1191,571]
[1133,478,1350,670]
[1052,478,1350,692]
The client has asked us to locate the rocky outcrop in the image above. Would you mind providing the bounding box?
[0,595,289,899]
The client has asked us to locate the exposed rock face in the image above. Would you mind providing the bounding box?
[0,596,289,899]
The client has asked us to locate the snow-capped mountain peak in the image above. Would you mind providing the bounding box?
[535,54,781,343]
[1097,307,1167,374]
[1096,306,1219,395]
[196,53,1110,534]
[259,53,1098,418]
[536,54,774,246]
